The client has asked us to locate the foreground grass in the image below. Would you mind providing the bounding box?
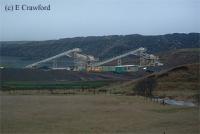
[0,95,199,134]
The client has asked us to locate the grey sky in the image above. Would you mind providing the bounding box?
[0,0,199,41]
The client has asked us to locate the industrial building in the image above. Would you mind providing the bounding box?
[115,65,139,73]
[25,47,163,73]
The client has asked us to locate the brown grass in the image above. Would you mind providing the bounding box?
[1,95,199,134]
[100,64,200,101]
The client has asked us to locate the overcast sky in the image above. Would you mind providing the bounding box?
[0,0,199,41]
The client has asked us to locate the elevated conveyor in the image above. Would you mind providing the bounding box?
[92,47,146,67]
[25,48,81,68]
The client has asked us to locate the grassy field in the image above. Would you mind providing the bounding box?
[1,95,199,134]
[1,80,114,90]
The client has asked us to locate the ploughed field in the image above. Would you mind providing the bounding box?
[0,68,147,82]
[1,95,199,134]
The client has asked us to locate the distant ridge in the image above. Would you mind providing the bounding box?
[1,33,199,61]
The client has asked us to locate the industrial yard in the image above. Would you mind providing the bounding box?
[25,47,162,73]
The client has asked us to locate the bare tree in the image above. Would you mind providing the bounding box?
[134,77,157,98]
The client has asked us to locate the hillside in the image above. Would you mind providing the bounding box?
[158,48,200,68]
[102,64,200,101]
[1,33,199,62]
